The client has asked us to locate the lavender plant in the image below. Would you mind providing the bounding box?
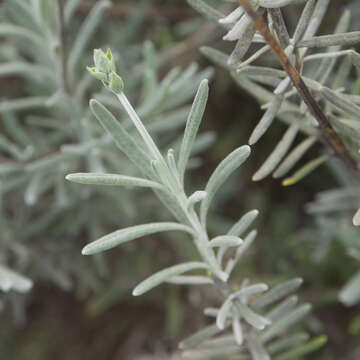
[188,0,360,222]
[65,48,325,360]
[0,0,212,316]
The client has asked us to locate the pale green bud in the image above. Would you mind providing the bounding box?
[106,48,116,72]
[86,66,107,81]
[109,71,124,93]
[93,48,112,74]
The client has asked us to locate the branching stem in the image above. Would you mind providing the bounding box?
[237,0,360,179]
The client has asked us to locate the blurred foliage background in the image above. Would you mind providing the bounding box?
[0,0,359,359]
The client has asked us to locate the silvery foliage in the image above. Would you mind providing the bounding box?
[0,0,212,315]
[66,48,323,360]
[188,0,360,224]
[305,162,360,307]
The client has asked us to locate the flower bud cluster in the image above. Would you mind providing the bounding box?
[87,48,124,93]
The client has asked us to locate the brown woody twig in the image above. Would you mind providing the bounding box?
[237,0,360,179]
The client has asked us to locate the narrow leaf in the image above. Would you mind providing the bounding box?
[166,275,213,285]
[133,262,209,296]
[296,31,360,48]
[187,0,225,23]
[273,336,327,360]
[261,304,312,343]
[66,173,164,190]
[273,137,316,178]
[201,145,251,227]
[178,79,209,183]
[252,123,299,181]
[253,278,303,309]
[179,324,223,350]
[82,222,195,255]
[208,235,243,248]
[89,99,154,178]
[282,155,329,186]
[227,209,259,237]
[236,302,271,330]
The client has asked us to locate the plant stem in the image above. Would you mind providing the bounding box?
[56,0,69,94]
[237,0,360,179]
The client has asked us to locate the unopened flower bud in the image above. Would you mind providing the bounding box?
[109,71,124,93]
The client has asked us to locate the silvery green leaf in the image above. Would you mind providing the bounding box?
[208,235,243,248]
[238,66,285,78]
[201,145,251,227]
[296,31,360,48]
[179,324,223,350]
[228,24,256,65]
[292,0,316,44]
[273,336,327,360]
[253,278,303,309]
[237,302,271,329]
[353,208,360,226]
[320,86,360,117]
[261,304,312,343]
[258,0,304,7]
[266,296,298,322]
[273,137,316,178]
[216,296,233,330]
[268,332,309,354]
[178,79,209,183]
[236,45,271,69]
[0,265,33,293]
[200,47,230,69]
[89,99,155,178]
[66,173,164,190]
[247,332,270,360]
[232,283,269,300]
[227,209,259,237]
[249,95,284,145]
[133,261,209,296]
[226,229,257,275]
[232,315,243,345]
[166,149,181,187]
[187,0,225,23]
[187,191,207,209]
[219,6,244,25]
[339,270,360,306]
[166,275,213,285]
[282,155,329,187]
[253,123,299,181]
[82,222,195,255]
[223,11,252,41]
[67,0,110,81]
[0,97,49,113]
